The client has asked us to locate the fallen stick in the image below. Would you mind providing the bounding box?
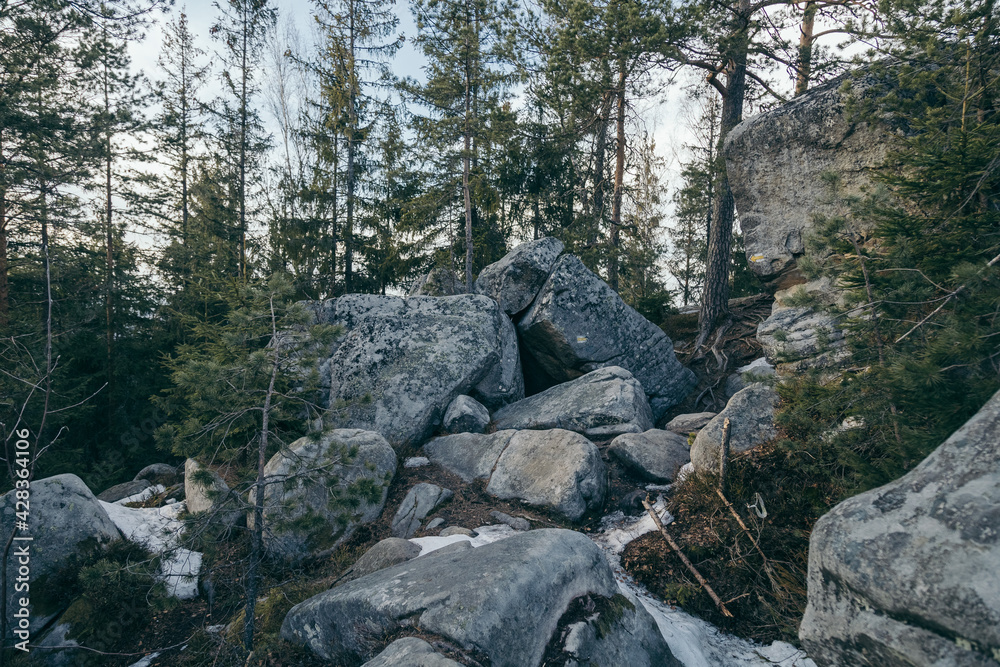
[642,497,733,618]
[715,489,784,593]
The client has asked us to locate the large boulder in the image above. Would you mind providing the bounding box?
[474,237,564,315]
[133,463,181,486]
[518,254,695,419]
[690,383,780,475]
[492,366,654,438]
[799,388,1000,666]
[251,429,396,561]
[424,430,518,482]
[487,429,606,521]
[281,529,675,667]
[314,294,523,448]
[725,73,898,288]
[337,538,422,585]
[1,474,123,640]
[390,483,453,538]
[608,429,691,483]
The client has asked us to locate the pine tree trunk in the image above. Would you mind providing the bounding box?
[592,91,612,246]
[103,52,115,441]
[463,12,474,293]
[609,66,627,293]
[0,130,8,330]
[239,8,249,280]
[795,2,817,97]
[697,3,749,348]
[345,3,357,294]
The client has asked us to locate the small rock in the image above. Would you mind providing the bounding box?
[338,538,421,585]
[442,394,491,434]
[362,637,463,667]
[133,463,180,485]
[618,490,646,514]
[608,429,690,483]
[426,517,445,531]
[737,356,776,377]
[664,412,716,435]
[440,526,476,537]
[404,456,431,468]
[391,483,454,539]
[97,479,152,503]
[489,510,530,531]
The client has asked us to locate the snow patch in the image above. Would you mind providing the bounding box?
[99,500,202,599]
[115,483,166,505]
[409,524,517,556]
[126,652,160,667]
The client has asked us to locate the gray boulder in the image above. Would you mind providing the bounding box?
[553,592,681,667]
[690,384,780,475]
[487,429,606,521]
[337,538,422,585]
[424,430,518,482]
[800,388,1000,667]
[609,429,690,483]
[391,483,454,538]
[184,459,242,527]
[133,463,180,485]
[442,394,491,434]
[281,529,674,667]
[409,266,462,296]
[316,294,523,448]
[725,73,899,288]
[362,637,463,667]
[251,429,396,561]
[665,412,716,435]
[758,278,850,374]
[490,510,530,532]
[518,254,696,420]
[97,479,151,503]
[492,366,654,438]
[440,526,476,537]
[1,474,123,639]
[474,237,564,315]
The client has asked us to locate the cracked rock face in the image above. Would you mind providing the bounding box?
[725,73,900,288]
[518,255,696,420]
[310,294,523,449]
[390,483,453,538]
[475,236,565,316]
[800,388,1000,666]
[757,278,850,374]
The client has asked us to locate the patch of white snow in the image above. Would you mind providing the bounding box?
[99,500,202,599]
[116,484,166,505]
[126,652,160,667]
[409,524,517,556]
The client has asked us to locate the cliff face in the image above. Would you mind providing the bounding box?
[724,73,899,290]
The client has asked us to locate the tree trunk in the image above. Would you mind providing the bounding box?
[0,130,8,329]
[609,65,627,293]
[591,90,612,246]
[103,51,115,441]
[239,8,249,280]
[345,1,357,294]
[697,2,749,348]
[463,5,474,292]
[795,1,817,97]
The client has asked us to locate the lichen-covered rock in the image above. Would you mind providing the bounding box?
[1,475,123,639]
[315,294,523,448]
[690,384,779,475]
[757,278,850,374]
[409,266,462,296]
[487,429,606,521]
[390,483,453,538]
[800,388,1000,667]
[492,366,654,438]
[475,237,564,315]
[442,394,491,434]
[251,429,396,561]
[725,73,899,288]
[362,637,464,666]
[518,255,696,419]
[281,529,674,667]
[608,429,691,483]
[133,463,181,486]
[184,459,242,527]
[424,430,518,482]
